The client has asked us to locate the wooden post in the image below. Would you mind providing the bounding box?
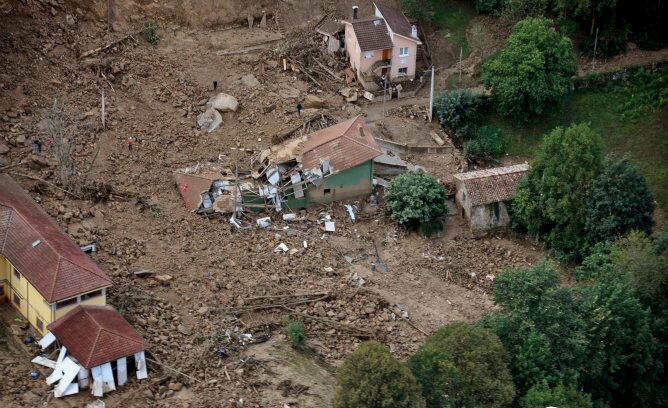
[101,89,106,130]
[428,66,435,122]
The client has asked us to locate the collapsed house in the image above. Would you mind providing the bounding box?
[316,20,344,53]
[453,164,529,230]
[0,174,147,397]
[0,174,113,335]
[174,115,384,216]
[34,305,148,398]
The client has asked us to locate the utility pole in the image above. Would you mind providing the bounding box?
[382,77,387,117]
[428,65,435,122]
[591,27,599,71]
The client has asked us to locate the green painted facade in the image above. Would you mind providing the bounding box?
[243,160,374,211]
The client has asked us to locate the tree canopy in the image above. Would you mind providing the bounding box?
[408,322,515,408]
[482,17,576,123]
[585,154,655,245]
[333,341,425,408]
[513,123,603,257]
[386,170,448,228]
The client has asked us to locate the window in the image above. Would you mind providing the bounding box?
[324,188,332,195]
[0,286,4,297]
[13,293,20,306]
[81,289,103,302]
[399,47,409,57]
[398,67,408,76]
[56,297,78,310]
[36,318,43,331]
[364,51,374,59]
[13,269,20,280]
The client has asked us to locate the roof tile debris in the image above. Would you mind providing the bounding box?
[350,17,393,52]
[272,115,383,172]
[48,305,146,369]
[374,2,414,39]
[453,164,529,206]
[0,174,112,303]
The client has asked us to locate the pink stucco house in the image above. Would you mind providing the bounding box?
[343,2,422,91]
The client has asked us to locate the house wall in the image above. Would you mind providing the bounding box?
[0,256,8,304]
[389,34,417,79]
[1,255,107,335]
[344,23,390,77]
[469,202,511,230]
[454,181,472,220]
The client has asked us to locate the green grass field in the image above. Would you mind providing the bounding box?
[484,72,668,212]
[431,0,477,57]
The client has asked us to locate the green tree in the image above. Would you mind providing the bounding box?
[386,170,448,228]
[464,125,506,160]
[408,322,515,408]
[585,154,655,245]
[436,89,482,139]
[513,123,603,257]
[521,381,593,408]
[481,17,576,123]
[481,261,589,394]
[333,341,425,408]
[401,0,436,20]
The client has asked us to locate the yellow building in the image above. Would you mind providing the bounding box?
[0,174,112,335]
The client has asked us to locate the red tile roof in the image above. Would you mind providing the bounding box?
[0,174,112,303]
[454,164,530,206]
[48,305,146,369]
[273,116,383,172]
[374,2,415,40]
[350,17,393,52]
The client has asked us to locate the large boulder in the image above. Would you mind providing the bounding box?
[304,94,326,108]
[241,74,260,88]
[0,142,9,155]
[197,108,223,133]
[207,92,238,112]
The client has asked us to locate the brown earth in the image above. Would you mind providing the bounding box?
[0,1,550,407]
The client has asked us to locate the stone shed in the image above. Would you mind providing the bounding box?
[453,164,529,230]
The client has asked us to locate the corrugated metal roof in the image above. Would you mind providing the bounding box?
[316,20,344,35]
[48,305,146,369]
[0,175,112,303]
[453,164,529,206]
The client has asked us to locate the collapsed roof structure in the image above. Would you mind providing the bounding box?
[174,116,383,217]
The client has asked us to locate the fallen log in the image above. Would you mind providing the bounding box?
[217,293,330,314]
[79,30,142,59]
[313,58,342,82]
[282,306,374,339]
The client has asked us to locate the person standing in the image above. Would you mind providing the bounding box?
[213,80,219,91]
[32,139,41,153]
[127,136,134,151]
[296,103,303,116]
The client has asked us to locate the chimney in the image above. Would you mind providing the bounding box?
[352,5,359,20]
[358,125,365,138]
[411,25,418,39]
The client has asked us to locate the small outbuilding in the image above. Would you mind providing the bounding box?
[453,164,529,230]
[316,20,344,53]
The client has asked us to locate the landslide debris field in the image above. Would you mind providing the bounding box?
[0,2,544,407]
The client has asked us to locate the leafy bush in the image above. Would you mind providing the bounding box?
[464,125,506,160]
[408,322,515,408]
[283,318,305,348]
[436,89,482,139]
[614,68,668,121]
[144,21,160,45]
[476,0,505,13]
[581,24,629,58]
[333,341,425,408]
[585,154,655,246]
[513,123,603,258]
[401,0,436,20]
[521,381,593,408]
[499,0,550,23]
[386,170,448,229]
[482,17,576,124]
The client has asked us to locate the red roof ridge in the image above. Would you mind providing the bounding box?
[342,132,383,154]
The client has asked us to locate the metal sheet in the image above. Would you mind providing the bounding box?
[60,383,79,397]
[290,174,304,198]
[46,347,68,385]
[135,351,148,380]
[54,358,80,398]
[31,355,56,369]
[100,362,116,393]
[38,332,56,349]
[91,366,104,397]
[78,366,90,389]
[116,357,127,386]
